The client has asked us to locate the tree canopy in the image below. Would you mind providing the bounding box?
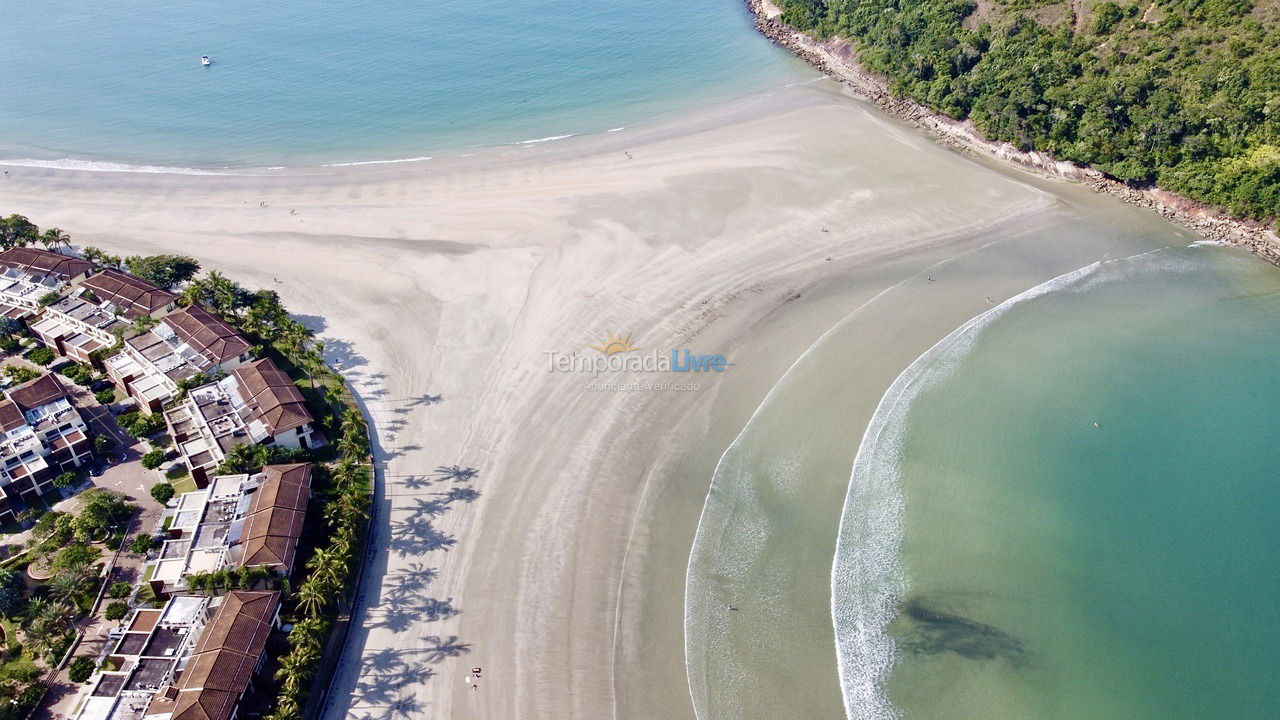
[124,254,201,289]
[778,0,1280,221]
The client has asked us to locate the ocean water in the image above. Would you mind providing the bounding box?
[0,0,805,168]
[835,246,1280,719]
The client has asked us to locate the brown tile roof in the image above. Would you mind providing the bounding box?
[80,268,176,320]
[7,373,71,412]
[231,359,312,436]
[162,307,252,366]
[0,398,24,433]
[240,464,311,569]
[0,248,94,281]
[168,591,279,720]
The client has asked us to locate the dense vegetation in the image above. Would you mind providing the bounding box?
[777,0,1280,221]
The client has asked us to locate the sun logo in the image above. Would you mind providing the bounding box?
[590,331,639,356]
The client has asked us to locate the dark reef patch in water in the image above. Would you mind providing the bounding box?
[894,598,1028,666]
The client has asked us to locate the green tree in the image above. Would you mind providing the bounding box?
[140,449,166,470]
[0,215,39,250]
[149,482,175,505]
[68,655,95,683]
[39,228,71,252]
[123,255,201,289]
[108,581,132,599]
[52,471,78,489]
[128,535,153,555]
[103,601,128,621]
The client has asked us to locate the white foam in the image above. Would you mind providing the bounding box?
[516,133,575,145]
[828,250,1196,720]
[0,158,244,175]
[607,127,625,133]
[322,155,433,167]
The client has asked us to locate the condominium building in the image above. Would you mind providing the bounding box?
[0,373,92,518]
[147,464,312,597]
[74,591,282,720]
[165,359,321,486]
[28,269,177,364]
[0,247,95,321]
[104,306,253,412]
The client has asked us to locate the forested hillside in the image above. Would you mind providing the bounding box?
[776,0,1280,222]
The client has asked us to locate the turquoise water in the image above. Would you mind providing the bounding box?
[837,247,1280,719]
[0,0,804,167]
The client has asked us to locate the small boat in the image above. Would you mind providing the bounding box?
[200,55,211,66]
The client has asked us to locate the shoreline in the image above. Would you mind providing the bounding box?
[0,80,1232,720]
[744,0,1280,267]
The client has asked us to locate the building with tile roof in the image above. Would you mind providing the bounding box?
[164,359,321,486]
[104,306,253,412]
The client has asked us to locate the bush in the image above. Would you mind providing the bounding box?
[52,471,78,489]
[128,535,152,555]
[103,601,128,622]
[94,389,116,405]
[2,365,37,384]
[0,335,18,354]
[25,347,54,366]
[1,658,42,683]
[140,450,166,470]
[5,641,20,657]
[149,482,175,505]
[118,411,165,439]
[108,581,131,599]
[57,363,94,386]
[68,655,96,683]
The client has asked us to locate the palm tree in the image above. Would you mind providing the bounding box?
[49,570,88,605]
[293,581,327,618]
[268,693,302,720]
[40,228,71,251]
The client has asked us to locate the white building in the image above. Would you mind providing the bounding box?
[164,359,322,486]
[0,247,94,321]
[146,464,311,597]
[104,306,253,412]
[28,269,177,365]
[0,373,93,519]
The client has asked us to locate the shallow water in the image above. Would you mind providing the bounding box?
[868,246,1280,719]
[0,0,805,167]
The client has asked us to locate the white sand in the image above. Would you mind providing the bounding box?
[0,83,1144,719]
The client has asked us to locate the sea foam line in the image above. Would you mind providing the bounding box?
[517,133,575,145]
[827,250,1191,720]
[322,155,433,167]
[0,158,246,175]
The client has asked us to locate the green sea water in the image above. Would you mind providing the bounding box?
[852,247,1280,718]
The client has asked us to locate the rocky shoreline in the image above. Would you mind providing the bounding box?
[747,0,1280,266]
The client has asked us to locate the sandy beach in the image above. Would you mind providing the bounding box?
[0,82,1196,719]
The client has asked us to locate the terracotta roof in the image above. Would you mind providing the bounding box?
[168,591,279,720]
[7,373,71,412]
[0,248,94,281]
[240,464,311,568]
[230,359,312,436]
[80,268,175,320]
[0,398,25,433]
[162,307,252,366]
